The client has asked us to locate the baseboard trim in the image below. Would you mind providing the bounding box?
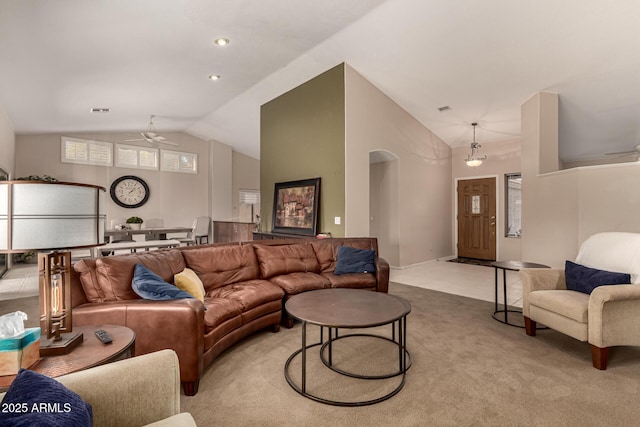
[389,255,456,270]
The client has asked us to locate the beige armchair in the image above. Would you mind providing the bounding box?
[0,349,196,427]
[521,232,640,370]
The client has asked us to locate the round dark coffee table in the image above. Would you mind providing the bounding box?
[284,288,411,407]
[491,261,550,327]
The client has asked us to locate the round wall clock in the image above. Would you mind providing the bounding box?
[110,175,150,208]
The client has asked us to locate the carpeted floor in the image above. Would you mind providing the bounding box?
[181,283,640,426]
[5,286,640,426]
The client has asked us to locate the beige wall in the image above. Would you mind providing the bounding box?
[260,63,346,236]
[344,65,452,266]
[0,104,15,175]
[232,151,260,221]
[521,92,640,268]
[210,140,232,221]
[452,138,522,261]
[15,132,214,233]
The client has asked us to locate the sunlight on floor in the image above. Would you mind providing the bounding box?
[390,259,523,308]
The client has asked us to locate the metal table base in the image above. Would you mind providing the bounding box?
[284,317,411,407]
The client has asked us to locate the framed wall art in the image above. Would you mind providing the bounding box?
[272,177,320,236]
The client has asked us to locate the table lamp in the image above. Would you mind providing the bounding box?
[0,180,106,356]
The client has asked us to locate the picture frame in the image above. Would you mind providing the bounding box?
[272,177,321,236]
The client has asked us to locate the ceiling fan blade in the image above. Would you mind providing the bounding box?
[124,138,144,142]
[157,140,180,147]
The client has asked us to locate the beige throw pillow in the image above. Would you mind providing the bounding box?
[174,268,205,301]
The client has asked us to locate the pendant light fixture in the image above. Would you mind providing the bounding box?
[465,122,486,167]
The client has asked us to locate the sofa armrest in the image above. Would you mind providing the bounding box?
[520,268,566,317]
[588,284,640,347]
[54,349,195,427]
[375,257,390,293]
[73,298,205,385]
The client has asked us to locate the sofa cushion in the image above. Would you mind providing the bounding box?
[311,238,378,272]
[208,279,283,313]
[95,250,186,301]
[322,272,377,289]
[253,243,320,279]
[74,258,105,303]
[174,268,206,301]
[0,369,93,426]
[310,239,336,272]
[334,246,376,274]
[132,264,195,301]
[182,245,260,291]
[528,289,590,323]
[203,298,244,333]
[565,260,630,295]
[269,272,330,295]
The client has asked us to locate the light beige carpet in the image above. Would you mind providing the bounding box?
[5,286,640,426]
[181,283,640,426]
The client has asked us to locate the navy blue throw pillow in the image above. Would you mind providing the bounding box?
[132,264,195,300]
[0,369,92,426]
[334,246,376,275]
[565,260,630,295]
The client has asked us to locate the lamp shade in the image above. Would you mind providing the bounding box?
[0,181,106,252]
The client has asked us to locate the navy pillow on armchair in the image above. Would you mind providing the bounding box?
[564,260,630,295]
[0,369,92,426]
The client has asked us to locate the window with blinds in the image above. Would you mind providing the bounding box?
[115,144,158,170]
[61,137,113,166]
[239,189,260,223]
[160,150,198,174]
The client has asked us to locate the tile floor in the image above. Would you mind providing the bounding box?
[389,259,524,308]
[0,258,524,309]
[0,263,39,300]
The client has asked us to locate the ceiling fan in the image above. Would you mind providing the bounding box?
[125,115,179,147]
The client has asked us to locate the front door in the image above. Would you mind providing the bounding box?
[457,177,496,260]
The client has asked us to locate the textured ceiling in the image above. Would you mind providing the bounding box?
[1,0,639,162]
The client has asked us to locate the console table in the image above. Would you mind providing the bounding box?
[213,221,254,243]
[252,232,308,240]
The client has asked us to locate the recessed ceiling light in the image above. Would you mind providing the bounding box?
[208,74,220,81]
[90,107,110,113]
[214,38,230,46]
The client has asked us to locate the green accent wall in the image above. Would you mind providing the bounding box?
[260,63,345,236]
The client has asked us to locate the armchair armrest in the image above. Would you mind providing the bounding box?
[54,349,195,427]
[73,298,205,385]
[520,268,566,317]
[589,284,640,348]
[375,257,390,293]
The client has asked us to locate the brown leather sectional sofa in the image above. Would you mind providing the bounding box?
[70,237,389,396]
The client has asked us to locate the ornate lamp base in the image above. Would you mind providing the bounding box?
[40,332,83,357]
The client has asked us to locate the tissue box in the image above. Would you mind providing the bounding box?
[0,327,41,376]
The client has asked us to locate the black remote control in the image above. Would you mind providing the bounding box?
[94,329,113,344]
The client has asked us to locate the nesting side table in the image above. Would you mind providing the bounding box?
[491,261,550,327]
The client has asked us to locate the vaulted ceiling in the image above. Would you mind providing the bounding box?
[1,0,639,163]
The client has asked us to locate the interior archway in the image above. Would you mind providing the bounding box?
[369,150,399,266]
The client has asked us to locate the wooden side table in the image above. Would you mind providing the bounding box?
[0,324,135,391]
[491,261,550,327]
